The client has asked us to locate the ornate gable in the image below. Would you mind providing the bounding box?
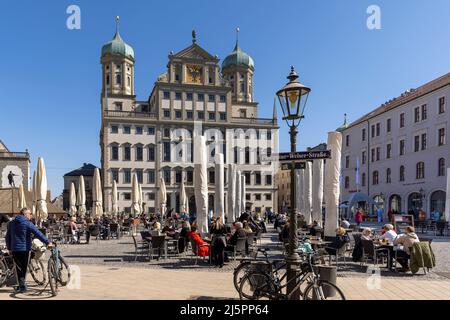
[171,43,218,63]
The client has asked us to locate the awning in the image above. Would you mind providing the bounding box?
[340,192,375,208]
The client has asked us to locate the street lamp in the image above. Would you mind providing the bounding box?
[276,66,311,299]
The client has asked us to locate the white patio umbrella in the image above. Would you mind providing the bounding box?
[139,183,144,215]
[227,164,236,223]
[296,169,304,215]
[77,175,86,218]
[180,180,187,214]
[92,168,103,218]
[214,153,225,221]
[111,180,119,217]
[31,170,37,216]
[304,161,313,225]
[159,176,167,221]
[241,174,246,213]
[35,157,48,222]
[18,183,27,209]
[445,168,450,221]
[131,174,140,217]
[194,135,209,233]
[312,160,324,227]
[235,170,242,220]
[69,182,77,216]
[324,132,342,238]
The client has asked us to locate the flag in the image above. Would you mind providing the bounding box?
[355,157,360,192]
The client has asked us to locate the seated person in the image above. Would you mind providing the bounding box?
[229,222,247,246]
[149,217,161,231]
[309,221,322,236]
[297,238,314,254]
[178,221,191,253]
[393,226,420,272]
[379,224,398,244]
[280,222,290,242]
[68,217,80,243]
[361,228,372,240]
[187,226,209,257]
[325,227,350,256]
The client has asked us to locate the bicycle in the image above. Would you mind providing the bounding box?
[0,246,46,288]
[45,242,71,296]
[0,250,17,288]
[238,253,346,300]
[28,249,46,285]
[233,248,286,292]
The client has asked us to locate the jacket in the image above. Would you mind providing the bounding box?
[394,233,419,255]
[409,242,436,274]
[5,215,49,252]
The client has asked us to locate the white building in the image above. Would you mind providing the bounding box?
[99,21,279,216]
[340,73,450,220]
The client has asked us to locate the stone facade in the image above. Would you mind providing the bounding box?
[340,73,450,219]
[99,28,279,216]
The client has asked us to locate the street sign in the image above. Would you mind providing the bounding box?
[281,162,306,170]
[261,150,331,162]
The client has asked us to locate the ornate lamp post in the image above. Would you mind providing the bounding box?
[276,66,311,299]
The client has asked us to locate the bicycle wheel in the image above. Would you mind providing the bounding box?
[233,262,251,292]
[47,260,58,297]
[57,256,70,286]
[238,273,275,300]
[303,280,346,300]
[0,260,8,287]
[29,259,46,285]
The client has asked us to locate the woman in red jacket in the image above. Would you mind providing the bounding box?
[188,226,210,257]
[355,209,363,227]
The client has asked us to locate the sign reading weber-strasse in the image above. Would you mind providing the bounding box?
[261,150,331,162]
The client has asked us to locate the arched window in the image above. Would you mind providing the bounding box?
[106,74,110,85]
[438,158,446,176]
[116,74,122,85]
[400,166,405,182]
[344,176,350,189]
[416,162,425,179]
[372,171,379,185]
[361,173,366,186]
[386,168,391,183]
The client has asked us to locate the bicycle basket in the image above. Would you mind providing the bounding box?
[31,249,45,260]
[249,261,272,273]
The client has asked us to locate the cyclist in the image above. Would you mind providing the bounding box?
[5,207,51,293]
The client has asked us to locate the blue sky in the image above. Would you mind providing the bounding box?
[2,0,450,196]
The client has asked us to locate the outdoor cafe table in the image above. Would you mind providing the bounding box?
[373,240,396,270]
[308,240,332,249]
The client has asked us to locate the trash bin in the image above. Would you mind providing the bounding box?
[313,265,337,298]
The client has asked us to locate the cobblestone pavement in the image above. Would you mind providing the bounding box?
[2,263,450,300]
[1,224,449,300]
